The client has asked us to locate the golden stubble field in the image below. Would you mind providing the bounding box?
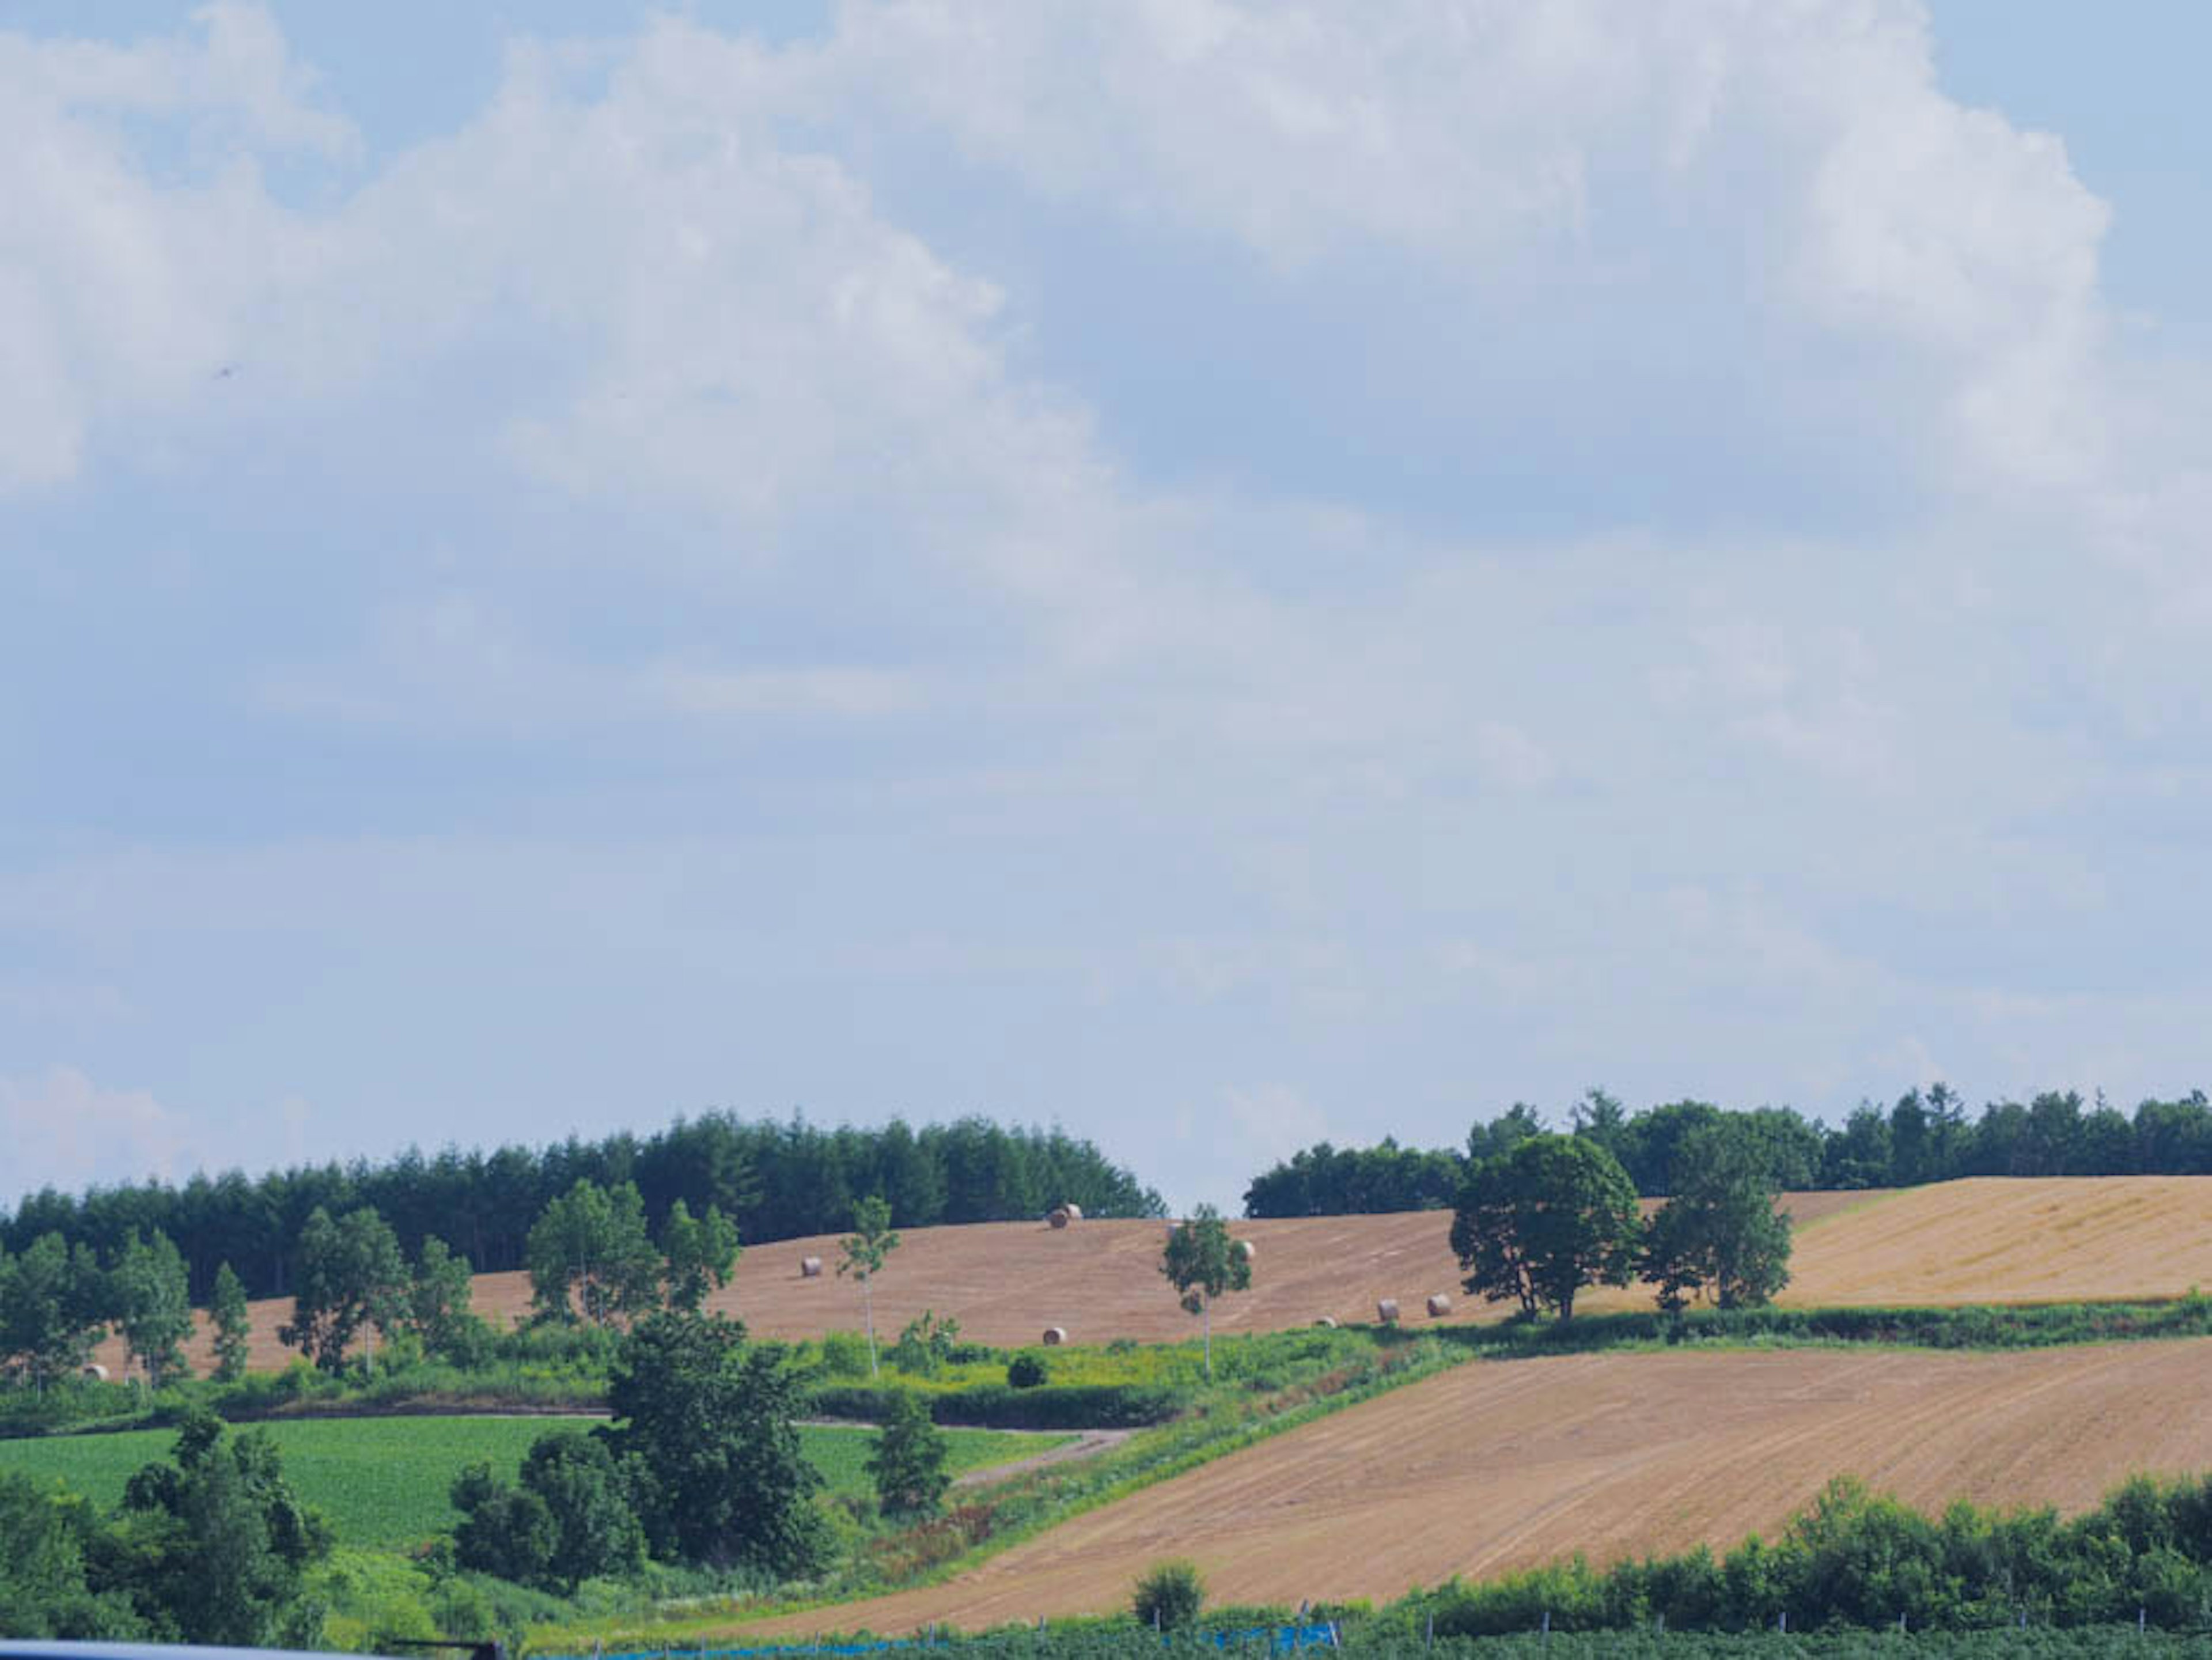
[741,1337,2212,1636]
[110,1175,2212,1373]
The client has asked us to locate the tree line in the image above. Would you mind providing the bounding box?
[1244,1085,2212,1216]
[1,1112,1164,1304]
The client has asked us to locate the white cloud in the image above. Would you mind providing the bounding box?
[5,4,2212,1203]
[0,1066,199,1199]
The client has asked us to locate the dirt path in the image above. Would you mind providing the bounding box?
[734,1337,2212,1638]
[951,1427,1131,1487]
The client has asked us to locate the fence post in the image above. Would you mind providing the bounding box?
[2139,1604,2148,1634]
[1424,1612,1433,1648]
[1777,1610,1786,1633]
[1540,1609,1549,1641]
[1654,1613,1664,1635]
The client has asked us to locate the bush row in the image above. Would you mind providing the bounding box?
[1459,1296,2212,1359]
[806,1381,1190,1430]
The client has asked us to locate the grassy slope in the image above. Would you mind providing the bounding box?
[0,1417,1063,1547]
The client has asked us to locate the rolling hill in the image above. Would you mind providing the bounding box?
[102,1175,2212,1373]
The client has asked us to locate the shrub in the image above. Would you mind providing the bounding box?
[868,1391,952,1518]
[819,1330,873,1379]
[1007,1353,1049,1389]
[1131,1559,1205,1631]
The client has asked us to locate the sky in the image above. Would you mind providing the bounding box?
[5,2,2212,1217]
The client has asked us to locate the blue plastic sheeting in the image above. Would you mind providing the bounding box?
[566,1626,1338,1660]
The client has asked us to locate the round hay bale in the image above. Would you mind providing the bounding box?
[1314,1315,1338,1329]
[1376,1298,1401,1325]
[1041,1326,1068,1347]
[799,1255,824,1279]
[1048,1207,1071,1230]
[81,1364,109,1383]
[1426,1293,1453,1319]
[1234,1239,1256,1261]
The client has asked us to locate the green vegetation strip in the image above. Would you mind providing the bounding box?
[0,1417,1061,1547]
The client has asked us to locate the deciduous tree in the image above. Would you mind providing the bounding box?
[606,1310,827,1576]
[209,1263,252,1383]
[1450,1134,1640,1321]
[659,1199,741,1314]
[867,1390,949,1518]
[113,1230,193,1389]
[526,1180,660,1326]
[277,1207,406,1373]
[1161,1205,1252,1379]
[1642,1122,1793,1312]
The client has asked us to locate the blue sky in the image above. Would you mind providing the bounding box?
[5,2,2211,1215]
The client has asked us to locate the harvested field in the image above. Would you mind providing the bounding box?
[108,1177,2212,1372]
[1779,1175,2212,1307]
[739,1337,2212,1635]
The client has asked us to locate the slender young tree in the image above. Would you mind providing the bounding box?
[210,1261,253,1382]
[1160,1205,1252,1380]
[836,1194,900,1378]
[113,1230,194,1389]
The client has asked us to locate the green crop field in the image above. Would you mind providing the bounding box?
[0,1416,1064,1547]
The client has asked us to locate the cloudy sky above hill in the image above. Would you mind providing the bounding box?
[5,2,2211,1215]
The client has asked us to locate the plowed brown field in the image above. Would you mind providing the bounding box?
[107,1176,2212,1375]
[739,1338,2212,1636]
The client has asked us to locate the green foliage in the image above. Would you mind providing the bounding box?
[528,1179,662,1327]
[1641,1122,1793,1312]
[451,1428,645,1592]
[1131,1558,1205,1629]
[0,1232,110,1389]
[868,1390,951,1518]
[1162,1205,1253,1377]
[891,1309,962,1377]
[0,1473,141,1638]
[1451,1135,1641,1320]
[1006,1352,1050,1390]
[112,1230,193,1389]
[209,1261,252,1383]
[278,1205,408,1372]
[108,1408,332,1646]
[659,1198,743,1314]
[1243,1138,1463,1217]
[817,1328,874,1379]
[607,1309,828,1577]
[1400,1470,2212,1639]
[408,1235,492,1363]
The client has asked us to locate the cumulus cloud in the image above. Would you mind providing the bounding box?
[3,4,2211,1211]
[815,0,2116,493]
[0,1066,200,1199]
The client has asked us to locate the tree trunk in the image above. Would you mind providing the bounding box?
[864,1273,878,1377]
